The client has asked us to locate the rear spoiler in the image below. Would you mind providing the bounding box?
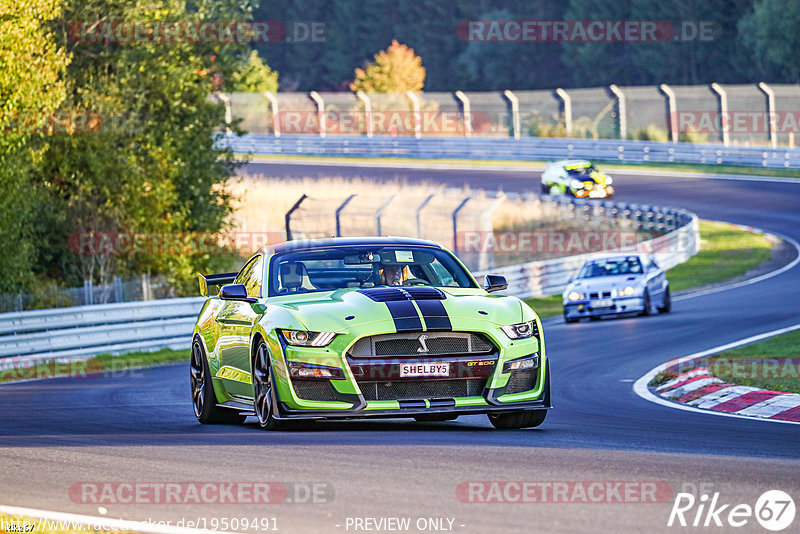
[197,272,238,297]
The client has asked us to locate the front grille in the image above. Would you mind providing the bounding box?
[349,331,495,358]
[292,380,337,401]
[357,377,488,401]
[589,291,612,299]
[505,369,538,395]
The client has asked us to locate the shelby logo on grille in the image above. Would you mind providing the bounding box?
[417,334,430,353]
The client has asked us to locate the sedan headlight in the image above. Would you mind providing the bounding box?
[622,286,635,296]
[570,179,584,190]
[567,291,584,301]
[280,330,337,347]
[501,321,536,340]
[605,176,613,185]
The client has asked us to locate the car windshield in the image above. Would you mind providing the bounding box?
[268,245,476,295]
[577,257,643,278]
[566,165,595,177]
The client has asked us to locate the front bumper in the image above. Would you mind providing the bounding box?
[270,329,550,420]
[564,296,644,319]
[273,359,551,420]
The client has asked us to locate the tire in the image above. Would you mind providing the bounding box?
[190,339,246,425]
[488,409,547,429]
[657,287,671,314]
[540,182,549,195]
[641,290,653,316]
[253,341,288,430]
[549,185,562,196]
[414,414,459,422]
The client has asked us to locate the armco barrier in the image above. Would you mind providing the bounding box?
[0,298,204,364]
[222,134,800,169]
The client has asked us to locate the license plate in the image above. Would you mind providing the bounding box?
[400,362,450,378]
[592,299,614,308]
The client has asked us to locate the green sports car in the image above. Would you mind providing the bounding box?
[191,237,550,430]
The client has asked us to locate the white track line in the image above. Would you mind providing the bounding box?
[0,504,233,534]
[633,323,800,425]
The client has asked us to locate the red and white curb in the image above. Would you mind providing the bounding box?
[654,366,800,422]
[634,323,800,425]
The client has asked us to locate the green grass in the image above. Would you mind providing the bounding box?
[650,328,800,394]
[525,219,774,318]
[243,153,800,179]
[1,348,188,383]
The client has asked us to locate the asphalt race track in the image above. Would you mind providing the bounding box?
[2,161,799,533]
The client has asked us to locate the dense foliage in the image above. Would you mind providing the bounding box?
[255,0,793,91]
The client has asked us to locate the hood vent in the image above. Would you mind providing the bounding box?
[358,286,446,302]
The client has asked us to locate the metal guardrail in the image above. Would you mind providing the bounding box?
[0,196,698,362]
[474,211,699,298]
[0,298,204,364]
[223,134,800,169]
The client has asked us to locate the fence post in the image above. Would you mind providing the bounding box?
[285,194,307,241]
[451,197,471,254]
[758,82,777,149]
[503,90,520,139]
[608,84,627,140]
[356,91,373,138]
[264,91,280,137]
[309,91,326,138]
[406,91,422,139]
[214,92,232,136]
[83,279,93,305]
[454,91,472,138]
[659,84,678,143]
[415,194,435,238]
[710,83,729,147]
[375,195,395,235]
[555,88,572,137]
[335,194,356,237]
[113,276,123,302]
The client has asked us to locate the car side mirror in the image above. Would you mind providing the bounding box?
[484,274,508,293]
[219,283,257,303]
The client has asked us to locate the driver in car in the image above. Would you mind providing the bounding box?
[380,263,407,285]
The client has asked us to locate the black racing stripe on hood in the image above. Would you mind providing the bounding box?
[385,300,423,332]
[358,286,445,302]
[415,299,452,331]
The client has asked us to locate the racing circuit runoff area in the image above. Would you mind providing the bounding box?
[1,161,800,534]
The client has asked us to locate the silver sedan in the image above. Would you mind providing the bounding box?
[562,254,671,323]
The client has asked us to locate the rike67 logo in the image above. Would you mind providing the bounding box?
[668,489,795,531]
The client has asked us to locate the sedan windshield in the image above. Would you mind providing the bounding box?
[268,246,476,295]
[578,257,643,278]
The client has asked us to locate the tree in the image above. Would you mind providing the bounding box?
[739,0,800,82]
[231,50,279,93]
[0,0,68,294]
[350,40,425,93]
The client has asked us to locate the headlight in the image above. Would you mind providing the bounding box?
[623,286,635,296]
[570,179,583,189]
[280,330,337,347]
[605,176,613,185]
[503,353,540,373]
[501,321,536,340]
[567,291,584,301]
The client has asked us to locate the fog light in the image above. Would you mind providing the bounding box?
[288,361,344,379]
[503,354,539,373]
